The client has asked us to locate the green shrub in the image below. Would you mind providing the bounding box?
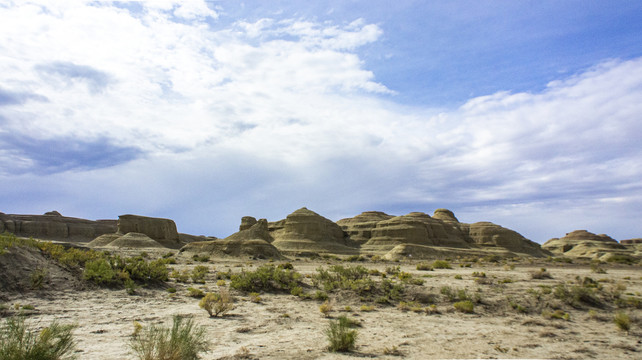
[326,316,358,352]
[0,316,76,360]
[230,265,301,293]
[199,290,234,317]
[84,258,119,286]
[191,266,209,284]
[416,263,433,271]
[30,268,49,289]
[171,270,190,283]
[129,316,209,360]
[453,300,474,313]
[192,254,210,263]
[187,287,205,298]
[614,311,631,331]
[432,260,451,269]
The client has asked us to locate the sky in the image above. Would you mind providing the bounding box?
[1,0,642,243]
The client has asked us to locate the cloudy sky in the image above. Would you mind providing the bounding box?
[1,1,642,243]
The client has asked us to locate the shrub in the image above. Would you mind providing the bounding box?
[320,300,333,317]
[454,275,463,280]
[187,287,205,298]
[614,311,631,332]
[360,305,374,312]
[171,270,190,283]
[543,310,570,321]
[530,268,553,279]
[192,254,210,263]
[216,280,226,287]
[453,300,474,313]
[416,263,433,271]
[191,266,209,284]
[249,292,261,303]
[230,265,301,293]
[0,316,76,360]
[199,290,234,317]
[326,316,358,352]
[84,258,119,286]
[129,316,209,360]
[432,260,451,269]
[30,268,49,289]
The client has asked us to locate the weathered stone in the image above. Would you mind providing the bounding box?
[269,208,355,254]
[87,234,123,247]
[117,214,180,248]
[466,222,549,257]
[240,216,258,231]
[106,232,165,249]
[0,212,117,242]
[181,219,283,259]
[432,208,459,222]
[337,211,393,245]
[542,230,635,260]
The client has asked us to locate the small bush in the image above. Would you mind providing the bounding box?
[453,300,474,313]
[614,311,631,332]
[199,290,234,317]
[129,316,209,360]
[530,268,553,280]
[30,268,49,289]
[432,260,451,269]
[230,265,301,293]
[454,275,463,280]
[187,287,205,298]
[84,258,119,286]
[326,316,358,352]
[0,316,76,360]
[416,263,433,271]
[320,301,333,317]
[360,305,374,312]
[171,270,190,283]
[216,279,226,287]
[543,310,570,321]
[191,266,209,284]
[192,254,210,263]
[249,292,262,303]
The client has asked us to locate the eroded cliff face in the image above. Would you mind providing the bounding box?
[542,230,636,261]
[0,211,116,242]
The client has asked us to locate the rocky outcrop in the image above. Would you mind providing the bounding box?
[117,214,180,248]
[181,218,283,259]
[0,211,116,242]
[269,208,356,254]
[337,211,393,245]
[542,230,636,261]
[466,222,549,257]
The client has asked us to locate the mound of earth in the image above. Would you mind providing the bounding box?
[106,232,165,249]
[87,233,122,247]
[465,222,549,257]
[269,208,357,255]
[181,219,284,259]
[383,243,516,261]
[0,211,116,242]
[542,230,637,261]
[337,211,394,245]
[0,242,85,297]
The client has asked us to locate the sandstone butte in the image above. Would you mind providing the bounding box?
[2,209,640,261]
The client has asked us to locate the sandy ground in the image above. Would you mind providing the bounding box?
[3,252,642,359]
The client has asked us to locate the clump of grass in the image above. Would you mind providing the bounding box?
[530,268,553,279]
[199,290,234,317]
[360,305,374,312]
[320,300,333,317]
[542,309,570,321]
[326,316,358,352]
[171,270,190,283]
[416,263,433,271]
[192,254,210,263]
[216,279,226,287]
[187,287,205,298]
[0,316,76,360]
[30,268,49,289]
[249,292,262,303]
[432,260,451,269]
[453,300,474,313]
[129,315,209,360]
[614,311,631,332]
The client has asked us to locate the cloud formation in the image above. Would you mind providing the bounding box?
[1,1,641,242]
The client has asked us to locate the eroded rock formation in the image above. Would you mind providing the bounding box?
[0,211,116,242]
[542,230,636,261]
[117,214,180,248]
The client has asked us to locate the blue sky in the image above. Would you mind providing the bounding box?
[1,1,642,243]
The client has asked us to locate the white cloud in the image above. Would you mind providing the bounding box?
[1,1,642,242]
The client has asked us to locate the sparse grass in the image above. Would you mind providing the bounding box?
[326,316,358,352]
[199,290,234,317]
[614,311,631,332]
[360,305,374,312]
[543,310,570,321]
[249,292,262,303]
[453,300,474,313]
[129,315,209,360]
[0,316,77,360]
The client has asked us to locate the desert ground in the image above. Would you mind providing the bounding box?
[2,245,641,360]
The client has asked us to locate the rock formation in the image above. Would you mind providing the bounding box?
[181,218,283,259]
[542,230,637,261]
[117,214,180,248]
[466,222,546,256]
[269,208,356,255]
[337,211,393,245]
[0,211,116,242]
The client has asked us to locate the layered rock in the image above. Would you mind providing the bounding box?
[0,211,116,242]
[269,208,356,254]
[337,211,393,245]
[542,230,636,261]
[117,214,180,248]
[466,222,549,257]
[181,218,283,259]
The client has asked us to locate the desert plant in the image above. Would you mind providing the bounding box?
[0,316,76,360]
[199,290,234,317]
[360,305,374,312]
[84,258,119,286]
[416,263,433,271]
[129,315,209,360]
[171,269,190,283]
[530,268,553,279]
[30,268,49,289]
[319,300,333,317]
[187,287,205,298]
[325,316,358,352]
[249,292,262,303]
[453,300,474,313]
[432,260,451,269]
[230,265,301,293]
[191,266,209,284]
[614,311,631,332]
